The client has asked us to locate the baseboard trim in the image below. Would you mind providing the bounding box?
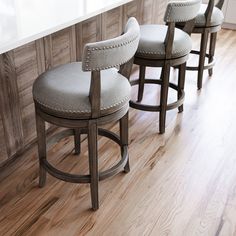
[222,22,236,30]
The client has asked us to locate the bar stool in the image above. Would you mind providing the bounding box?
[130,0,201,134]
[177,0,224,89]
[32,17,140,210]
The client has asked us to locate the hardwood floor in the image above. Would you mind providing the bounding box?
[1,28,236,236]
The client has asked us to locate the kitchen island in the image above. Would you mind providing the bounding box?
[0,0,167,166]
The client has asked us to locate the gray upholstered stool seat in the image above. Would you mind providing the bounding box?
[195,4,224,27]
[33,62,131,119]
[136,25,192,60]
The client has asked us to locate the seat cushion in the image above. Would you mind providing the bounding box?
[33,62,131,119]
[135,25,192,60]
[195,4,224,27]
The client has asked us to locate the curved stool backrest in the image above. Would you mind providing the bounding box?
[164,0,201,23]
[82,17,140,72]
[81,17,140,118]
[163,0,201,59]
[205,0,225,27]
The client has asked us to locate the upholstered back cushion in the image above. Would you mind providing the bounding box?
[164,0,201,22]
[82,17,140,71]
[195,4,224,26]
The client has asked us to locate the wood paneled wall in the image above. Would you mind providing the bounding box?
[0,0,167,167]
[102,7,123,40]
[76,15,102,61]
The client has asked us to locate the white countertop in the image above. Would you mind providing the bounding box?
[0,0,133,54]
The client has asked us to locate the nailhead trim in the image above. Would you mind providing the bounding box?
[164,0,200,23]
[83,34,139,71]
[194,10,224,25]
[175,4,224,26]
[136,47,190,57]
[34,95,130,115]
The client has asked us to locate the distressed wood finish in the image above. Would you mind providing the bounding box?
[76,15,102,61]
[102,7,123,40]
[14,41,44,145]
[0,52,24,158]
[44,26,76,70]
[141,0,155,24]
[0,0,168,166]
[152,0,168,24]
[123,0,142,25]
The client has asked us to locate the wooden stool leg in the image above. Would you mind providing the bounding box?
[208,32,217,76]
[159,63,171,134]
[120,112,130,173]
[88,121,99,210]
[35,111,47,187]
[198,30,209,90]
[74,128,81,155]
[137,65,146,102]
[178,63,186,113]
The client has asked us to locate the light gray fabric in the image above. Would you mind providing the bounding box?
[164,0,201,22]
[135,25,192,59]
[82,17,140,71]
[195,4,224,26]
[33,62,131,119]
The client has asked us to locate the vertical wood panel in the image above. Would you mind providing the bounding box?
[102,7,123,40]
[13,42,39,145]
[141,0,155,24]
[152,0,168,24]
[0,52,24,157]
[69,25,77,62]
[123,0,142,26]
[44,35,53,70]
[44,26,77,69]
[76,15,102,61]
[36,39,46,74]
